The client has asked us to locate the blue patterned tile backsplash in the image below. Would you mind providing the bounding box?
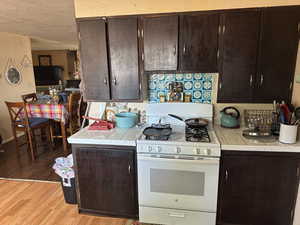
[148,73,216,103]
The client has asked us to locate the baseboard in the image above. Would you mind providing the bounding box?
[2,133,25,144]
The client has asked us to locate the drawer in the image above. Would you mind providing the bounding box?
[139,206,216,225]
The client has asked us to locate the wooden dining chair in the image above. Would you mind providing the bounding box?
[5,101,53,161]
[21,93,37,103]
[67,92,81,135]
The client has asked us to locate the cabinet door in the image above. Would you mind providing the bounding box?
[78,20,110,101]
[108,17,140,101]
[217,11,260,103]
[254,7,300,103]
[218,152,300,225]
[143,15,178,71]
[179,13,219,72]
[75,146,138,218]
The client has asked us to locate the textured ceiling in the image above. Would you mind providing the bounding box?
[0,0,78,50]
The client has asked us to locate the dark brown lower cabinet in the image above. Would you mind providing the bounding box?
[217,151,300,225]
[72,145,138,219]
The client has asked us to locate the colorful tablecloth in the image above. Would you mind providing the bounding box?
[27,104,68,124]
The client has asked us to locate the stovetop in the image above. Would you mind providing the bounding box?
[138,125,220,147]
[137,103,220,156]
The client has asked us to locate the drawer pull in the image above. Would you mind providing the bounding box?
[168,212,185,218]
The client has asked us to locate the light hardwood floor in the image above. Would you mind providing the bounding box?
[0,179,136,225]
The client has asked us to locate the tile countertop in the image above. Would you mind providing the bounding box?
[67,126,143,146]
[214,125,300,152]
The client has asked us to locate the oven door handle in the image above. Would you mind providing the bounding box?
[138,154,219,164]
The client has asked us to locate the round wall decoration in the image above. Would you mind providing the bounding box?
[6,67,22,85]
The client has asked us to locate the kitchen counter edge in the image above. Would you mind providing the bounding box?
[67,126,143,147]
[214,124,300,152]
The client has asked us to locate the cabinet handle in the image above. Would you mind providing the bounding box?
[104,78,108,85]
[225,170,229,181]
[183,44,186,54]
[113,77,117,85]
[260,74,264,86]
[141,29,144,38]
[173,46,177,56]
[168,212,185,218]
[142,53,144,61]
[217,49,219,59]
[138,29,140,38]
[290,81,293,90]
[250,75,253,87]
[219,82,222,90]
[223,25,226,34]
[218,25,221,34]
[128,164,131,174]
[298,22,300,33]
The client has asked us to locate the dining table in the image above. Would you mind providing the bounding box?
[26,100,69,153]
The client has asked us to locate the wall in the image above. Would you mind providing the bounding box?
[32,50,72,80]
[74,0,300,18]
[0,32,36,141]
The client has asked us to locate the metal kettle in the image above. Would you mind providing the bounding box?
[220,107,240,128]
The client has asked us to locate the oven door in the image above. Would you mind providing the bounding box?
[137,154,219,212]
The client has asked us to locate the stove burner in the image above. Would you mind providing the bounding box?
[143,126,172,141]
[185,127,210,142]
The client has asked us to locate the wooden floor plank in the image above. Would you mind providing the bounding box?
[0,136,66,181]
[0,180,139,225]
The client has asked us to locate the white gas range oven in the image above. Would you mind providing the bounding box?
[137,103,221,225]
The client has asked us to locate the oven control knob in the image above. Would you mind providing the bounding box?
[207,149,212,155]
[148,146,153,152]
[176,147,181,154]
[195,148,201,155]
[157,146,162,153]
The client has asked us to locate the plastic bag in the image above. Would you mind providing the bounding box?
[53,154,75,187]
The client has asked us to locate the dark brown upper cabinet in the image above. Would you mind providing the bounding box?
[77,18,141,102]
[108,17,141,101]
[142,15,179,71]
[254,7,300,103]
[78,19,111,101]
[218,6,300,103]
[179,12,219,72]
[77,6,299,103]
[218,10,261,103]
[217,151,300,225]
